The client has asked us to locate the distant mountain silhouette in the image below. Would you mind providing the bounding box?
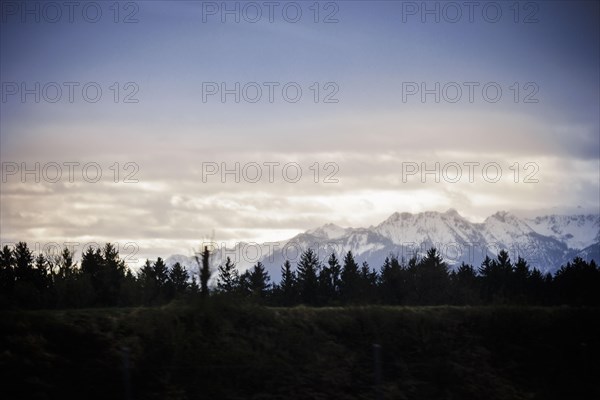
[166,210,599,280]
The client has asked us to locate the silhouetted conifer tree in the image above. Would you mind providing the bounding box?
[450,262,479,305]
[278,260,297,306]
[169,262,190,296]
[511,256,530,302]
[248,262,270,299]
[358,261,378,302]
[13,242,41,307]
[0,246,16,306]
[340,251,360,302]
[196,246,211,297]
[407,248,449,304]
[296,248,320,305]
[554,257,600,305]
[217,257,239,293]
[99,243,126,306]
[378,255,405,304]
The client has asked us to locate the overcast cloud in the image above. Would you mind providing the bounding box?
[1,1,598,263]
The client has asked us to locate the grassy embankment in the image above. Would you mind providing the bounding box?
[1,302,599,400]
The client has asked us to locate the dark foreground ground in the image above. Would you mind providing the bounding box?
[1,303,599,400]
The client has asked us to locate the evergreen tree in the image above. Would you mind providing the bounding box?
[33,253,50,306]
[51,246,81,308]
[479,255,498,303]
[217,257,239,293]
[138,258,174,304]
[527,267,548,305]
[120,269,139,306]
[495,250,513,302]
[138,259,155,281]
[81,246,103,305]
[358,261,377,303]
[379,255,405,304]
[5,238,600,309]
[58,247,76,278]
[0,246,16,306]
[511,256,530,302]
[99,243,127,306]
[478,255,493,277]
[340,251,360,303]
[196,246,211,297]
[497,250,513,291]
[14,241,34,282]
[138,259,158,305]
[327,253,342,294]
[278,260,297,306]
[239,269,252,296]
[0,245,15,271]
[407,248,449,305]
[13,242,40,307]
[296,248,320,305]
[248,262,270,298]
[190,275,200,294]
[76,243,128,306]
[554,257,600,305]
[450,262,479,305]
[153,257,169,290]
[318,263,334,303]
[81,247,102,276]
[34,252,52,291]
[478,250,519,303]
[169,262,189,295]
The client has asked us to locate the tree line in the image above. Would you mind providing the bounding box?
[1,242,598,309]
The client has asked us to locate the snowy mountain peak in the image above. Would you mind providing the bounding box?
[526,214,600,249]
[488,211,519,223]
[384,211,411,222]
[166,210,600,280]
[382,210,464,226]
[307,223,348,240]
[482,211,535,243]
[444,208,460,217]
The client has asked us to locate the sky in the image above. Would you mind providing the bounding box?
[1,0,599,264]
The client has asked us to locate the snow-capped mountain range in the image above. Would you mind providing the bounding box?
[166,210,600,280]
